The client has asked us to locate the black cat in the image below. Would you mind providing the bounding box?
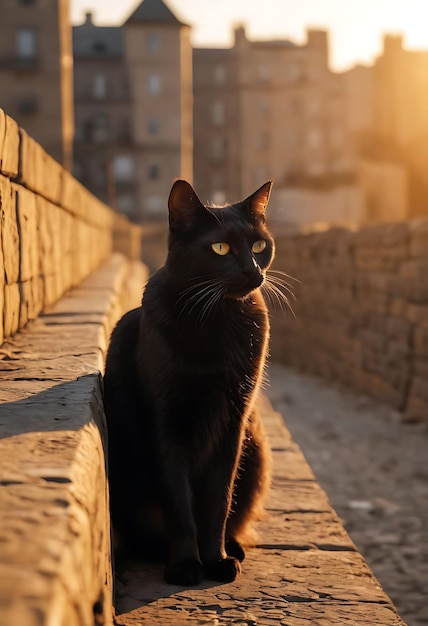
[104,179,279,586]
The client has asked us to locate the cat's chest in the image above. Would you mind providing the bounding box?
[179,311,265,370]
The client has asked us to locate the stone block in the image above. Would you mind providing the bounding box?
[390,298,407,317]
[414,326,428,357]
[405,303,428,328]
[18,129,63,206]
[16,128,38,191]
[0,177,19,285]
[3,282,20,338]
[19,277,43,327]
[386,316,411,343]
[408,376,428,404]
[0,113,19,178]
[404,392,428,423]
[15,185,39,282]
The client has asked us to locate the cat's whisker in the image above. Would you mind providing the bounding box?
[182,284,216,317]
[268,269,300,283]
[266,273,296,300]
[177,277,215,303]
[177,280,225,325]
[262,277,296,319]
[198,284,224,324]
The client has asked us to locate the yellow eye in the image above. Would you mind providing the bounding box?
[252,240,266,253]
[211,242,230,256]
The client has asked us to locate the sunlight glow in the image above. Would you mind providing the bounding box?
[71,0,428,71]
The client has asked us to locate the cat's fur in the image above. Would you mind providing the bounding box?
[104,180,275,586]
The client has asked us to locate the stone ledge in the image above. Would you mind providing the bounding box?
[114,395,406,626]
[0,254,147,626]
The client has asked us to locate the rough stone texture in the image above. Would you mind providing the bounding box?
[268,365,427,626]
[114,394,405,626]
[270,221,428,422]
[0,255,148,626]
[0,111,19,178]
[0,113,143,344]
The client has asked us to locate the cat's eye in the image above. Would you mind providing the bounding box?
[252,240,266,253]
[211,242,230,256]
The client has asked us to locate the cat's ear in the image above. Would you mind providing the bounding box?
[168,180,205,231]
[244,181,273,224]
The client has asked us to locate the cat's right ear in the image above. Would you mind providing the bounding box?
[168,180,205,232]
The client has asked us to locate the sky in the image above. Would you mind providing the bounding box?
[71,0,428,71]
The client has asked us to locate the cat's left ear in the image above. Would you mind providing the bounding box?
[168,179,205,231]
[244,181,273,224]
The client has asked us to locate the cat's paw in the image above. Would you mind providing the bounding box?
[204,556,241,582]
[164,557,204,586]
[225,539,245,562]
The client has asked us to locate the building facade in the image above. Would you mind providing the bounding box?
[0,0,74,169]
[73,0,193,221]
[193,27,355,220]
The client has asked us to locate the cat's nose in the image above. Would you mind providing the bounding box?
[243,269,263,289]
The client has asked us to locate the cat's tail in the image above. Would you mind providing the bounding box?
[226,408,272,551]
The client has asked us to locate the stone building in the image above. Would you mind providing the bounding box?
[73,0,193,221]
[193,27,354,214]
[0,0,74,169]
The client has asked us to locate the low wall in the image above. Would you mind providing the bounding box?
[0,110,144,624]
[270,220,428,422]
[0,108,142,346]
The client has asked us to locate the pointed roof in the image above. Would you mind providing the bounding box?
[125,0,188,26]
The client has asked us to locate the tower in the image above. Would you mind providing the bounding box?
[123,0,193,219]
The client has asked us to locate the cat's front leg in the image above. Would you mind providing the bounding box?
[197,446,242,582]
[159,449,204,585]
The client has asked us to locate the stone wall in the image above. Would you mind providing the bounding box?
[0,108,142,346]
[270,220,428,422]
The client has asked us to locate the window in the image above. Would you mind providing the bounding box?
[16,96,38,114]
[19,0,36,5]
[93,113,109,142]
[148,116,160,135]
[113,156,135,182]
[214,65,226,84]
[211,137,225,160]
[146,195,163,214]
[93,41,107,53]
[257,64,270,83]
[147,32,160,53]
[16,29,36,59]
[308,129,322,148]
[93,74,107,99]
[148,163,160,180]
[288,62,303,81]
[211,101,225,125]
[118,119,132,142]
[257,97,270,117]
[148,73,161,95]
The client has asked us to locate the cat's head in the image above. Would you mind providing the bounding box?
[166,180,274,301]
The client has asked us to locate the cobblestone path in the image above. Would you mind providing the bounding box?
[268,364,428,626]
